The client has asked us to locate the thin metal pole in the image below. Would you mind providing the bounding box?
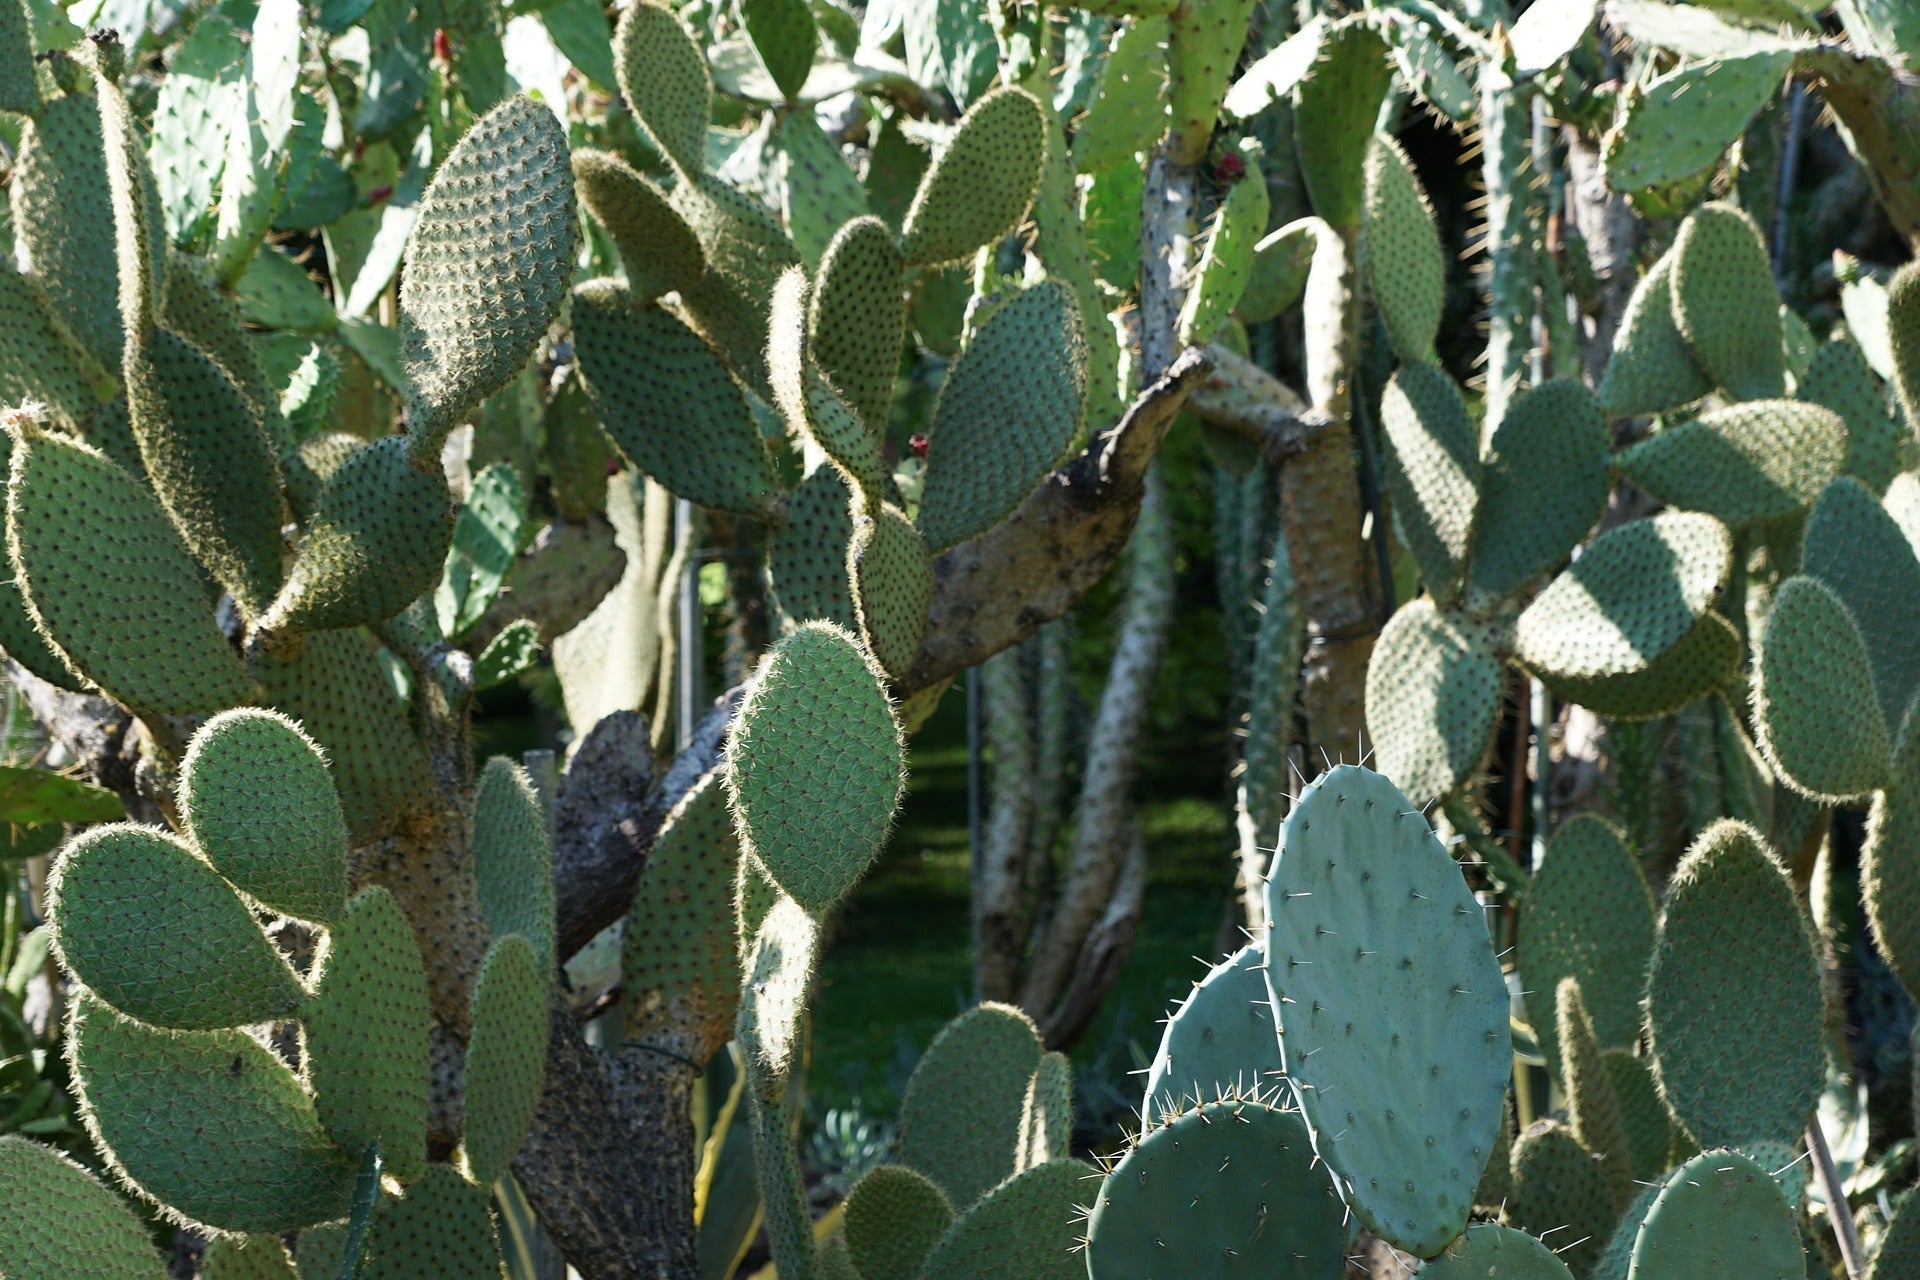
[1807,1117,1867,1280]
[966,665,983,891]
[675,498,701,752]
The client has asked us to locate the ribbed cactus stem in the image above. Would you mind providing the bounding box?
[1479,58,1532,437]
[1028,623,1073,879]
[975,645,1036,1004]
[1020,464,1176,1039]
[1237,514,1301,932]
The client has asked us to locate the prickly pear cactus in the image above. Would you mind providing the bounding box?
[41,709,546,1256]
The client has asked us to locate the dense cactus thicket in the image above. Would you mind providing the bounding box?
[4,0,1920,1276]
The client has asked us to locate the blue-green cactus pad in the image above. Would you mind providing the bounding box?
[1422,1224,1575,1279]
[1627,1150,1801,1278]
[1261,764,1509,1257]
[1141,941,1284,1123]
[1083,1098,1343,1280]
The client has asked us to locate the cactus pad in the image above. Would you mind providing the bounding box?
[767,465,858,628]
[1084,1099,1342,1280]
[901,87,1046,269]
[1019,1052,1073,1168]
[459,933,548,1187]
[1864,727,1920,1002]
[124,328,288,617]
[1646,821,1824,1149]
[1178,160,1268,348]
[1362,134,1444,363]
[8,428,254,715]
[622,771,743,1065]
[849,503,932,678]
[251,628,436,842]
[736,890,817,1100]
[769,269,887,510]
[1754,574,1893,800]
[1540,609,1742,719]
[1670,202,1785,401]
[1617,400,1846,525]
[1365,598,1503,806]
[1801,475,1920,733]
[0,0,32,116]
[1504,1119,1613,1279]
[899,1002,1044,1211]
[809,216,906,437]
[1593,1180,1662,1280]
[362,1164,503,1280]
[670,174,800,400]
[160,251,281,444]
[1166,0,1256,160]
[179,709,350,926]
[305,887,431,1186]
[1604,1051,1672,1184]
[1605,52,1792,193]
[473,757,555,975]
[1801,338,1901,492]
[50,825,301,1030]
[1869,1189,1920,1280]
[571,149,705,302]
[843,1164,954,1280]
[1512,513,1731,698]
[1598,252,1712,418]
[1467,379,1613,603]
[1517,815,1656,1080]
[1072,15,1169,174]
[919,280,1087,551]
[1294,20,1392,231]
[263,436,453,635]
[920,1156,1090,1280]
[0,1136,167,1279]
[1628,1149,1801,1278]
[1891,260,1920,425]
[614,1,711,174]
[1421,1224,1574,1279]
[72,994,357,1232]
[725,622,903,916]
[1557,979,1634,1212]
[203,1236,299,1279]
[1379,360,1478,601]
[0,262,110,443]
[1141,941,1284,1123]
[571,281,781,519]
[400,96,577,450]
[14,92,124,369]
[1261,765,1509,1257]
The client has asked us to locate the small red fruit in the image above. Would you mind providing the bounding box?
[909,433,930,459]
[433,29,452,63]
[1214,152,1245,183]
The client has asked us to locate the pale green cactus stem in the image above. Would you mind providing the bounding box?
[1479,49,1532,436]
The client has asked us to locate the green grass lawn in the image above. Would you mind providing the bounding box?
[807,682,1239,1133]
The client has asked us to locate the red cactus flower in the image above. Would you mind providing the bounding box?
[909,433,930,459]
[1214,152,1245,183]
